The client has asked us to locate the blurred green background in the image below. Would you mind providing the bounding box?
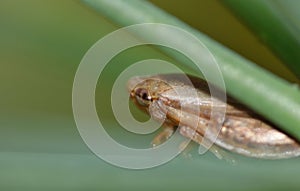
[1,0,300,190]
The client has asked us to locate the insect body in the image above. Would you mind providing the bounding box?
[127,74,300,159]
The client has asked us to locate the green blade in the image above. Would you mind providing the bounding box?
[223,0,300,79]
[82,0,300,140]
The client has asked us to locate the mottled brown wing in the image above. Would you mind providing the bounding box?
[157,73,258,119]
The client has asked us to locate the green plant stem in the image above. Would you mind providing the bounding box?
[82,0,300,140]
[223,0,300,79]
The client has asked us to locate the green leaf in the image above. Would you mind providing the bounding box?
[223,0,300,79]
[82,0,300,140]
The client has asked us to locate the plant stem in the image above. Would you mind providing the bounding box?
[223,0,300,79]
[82,0,300,140]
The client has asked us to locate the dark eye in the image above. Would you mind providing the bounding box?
[136,88,150,101]
[135,88,151,106]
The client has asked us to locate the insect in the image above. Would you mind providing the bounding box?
[127,73,300,159]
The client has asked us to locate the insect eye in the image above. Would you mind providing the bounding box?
[141,91,149,100]
[136,88,151,100]
[135,88,151,106]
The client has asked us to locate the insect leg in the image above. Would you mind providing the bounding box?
[180,125,236,163]
[151,124,175,147]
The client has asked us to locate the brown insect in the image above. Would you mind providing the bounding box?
[127,73,300,159]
